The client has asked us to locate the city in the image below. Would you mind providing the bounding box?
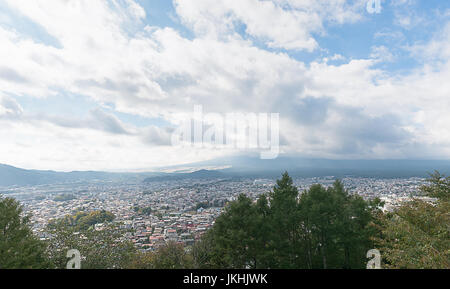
[1,175,430,252]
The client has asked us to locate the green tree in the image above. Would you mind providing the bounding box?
[131,241,193,269]
[420,171,450,201]
[191,234,214,269]
[133,206,152,216]
[152,241,193,269]
[49,210,115,231]
[267,172,301,268]
[299,181,378,268]
[375,172,449,268]
[251,193,274,268]
[204,194,261,268]
[299,183,339,268]
[194,172,381,269]
[46,219,136,269]
[0,196,50,269]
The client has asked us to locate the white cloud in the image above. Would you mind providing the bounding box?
[0,0,449,170]
[0,94,23,118]
[409,22,450,63]
[174,0,364,51]
[0,117,226,171]
[370,45,395,62]
[389,0,427,30]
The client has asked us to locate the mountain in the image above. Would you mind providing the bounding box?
[2,157,450,187]
[143,169,226,182]
[0,164,157,187]
[151,155,450,178]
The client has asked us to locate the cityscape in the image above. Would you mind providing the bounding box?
[2,174,429,252]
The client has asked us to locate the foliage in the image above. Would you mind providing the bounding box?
[299,181,379,268]
[48,210,115,231]
[133,206,152,216]
[375,171,449,268]
[420,171,450,201]
[199,194,262,268]
[130,241,193,269]
[195,202,210,210]
[0,196,50,269]
[53,193,76,202]
[46,221,137,269]
[196,172,381,269]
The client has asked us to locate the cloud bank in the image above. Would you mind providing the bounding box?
[0,0,449,171]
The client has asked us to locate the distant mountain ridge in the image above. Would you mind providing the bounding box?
[143,169,226,183]
[2,157,450,187]
[150,156,450,179]
[0,164,154,187]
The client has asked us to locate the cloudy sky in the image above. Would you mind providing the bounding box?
[0,0,449,171]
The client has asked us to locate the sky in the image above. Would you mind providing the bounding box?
[0,0,449,172]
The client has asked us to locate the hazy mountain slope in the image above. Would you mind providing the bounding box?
[2,157,450,187]
[152,156,450,178]
[0,164,156,187]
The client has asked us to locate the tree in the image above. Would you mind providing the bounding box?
[267,172,301,268]
[202,194,261,268]
[191,233,215,269]
[49,210,115,231]
[133,206,152,216]
[152,241,193,269]
[298,181,378,268]
[420,171,450,201]
[0,196,50,269]
[375,172,449,268]
[131,242,193,269]
[46,218,137,269]
[299,183,339,268]
[199,172,379,269]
